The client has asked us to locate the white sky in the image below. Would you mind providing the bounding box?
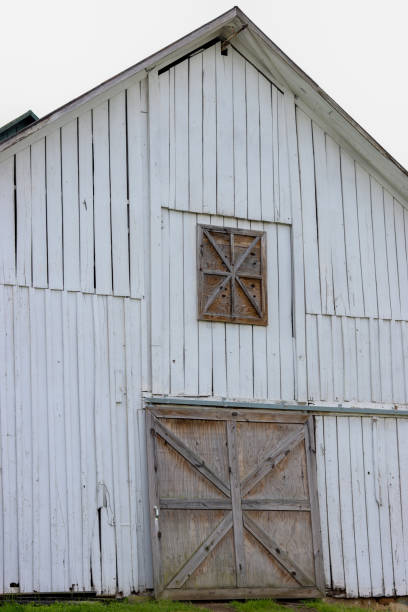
[2,0,408,168]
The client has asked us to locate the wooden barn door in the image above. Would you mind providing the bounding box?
[147,406,324,600]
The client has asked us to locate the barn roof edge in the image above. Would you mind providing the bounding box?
[1,5,407,201]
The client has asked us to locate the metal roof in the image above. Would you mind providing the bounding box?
[0,110,38,143]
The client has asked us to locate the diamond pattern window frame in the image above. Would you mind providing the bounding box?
[197,224,268,326]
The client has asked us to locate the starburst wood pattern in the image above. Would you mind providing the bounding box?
[197,224,268,325]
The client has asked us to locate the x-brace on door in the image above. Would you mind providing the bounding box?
[146,406,325,600]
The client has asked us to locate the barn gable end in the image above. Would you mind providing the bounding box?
[1,7,408,599]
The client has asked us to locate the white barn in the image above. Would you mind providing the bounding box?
[1,6,408,600]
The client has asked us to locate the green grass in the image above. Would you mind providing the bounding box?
[229,599,382,612]
[230,599,291,612]
[303,601,380,612]
[0,600,387,612]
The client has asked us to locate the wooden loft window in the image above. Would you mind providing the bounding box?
[197,224,268,326]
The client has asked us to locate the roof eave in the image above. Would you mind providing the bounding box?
[0,6,240,154]
[235,9,408,200]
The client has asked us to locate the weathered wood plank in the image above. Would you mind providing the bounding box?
[232,49,247,219]
[169,210,184,394]
[30,288,52,590]
[278,225,294,400]
[198,215,215,395]
[227,421,246,587]
[246,62,261,220]
[93,102,112,295]
[183,213,199,395]
[13,287,34,592]
[167,512,233,589]
[305,418,326,593]
[226,321,240,398]
[153,417,230,497]
[394,200,408,320]
[312,123,333,314]
[77,293,99,591]
[161,586,322,600]
[175,60,189,211]
[356,318,371,402]
[336,417,358,596]
[0,158,15,285]
[385,418,407,595]
[349,417,371,596]
[45,289,69,591]
[370,178,391,319]
[323,416,344,589]
[46,131,63,289]
[384,190,400,319]
[124,298,143,591]
[251,219,267,400]
[202,45,217,215]
[315,416,331,587]
[93,295,117,594]
[296,108,321,314]
[356,164,377,318]
[107,298,130,594]
[375,418,394,597]
[61,121,80,291]
[31,140,48,288]
[341,150,364,316]
[110,91,130,297]
[265,223,280,399]
[62,291,83,589]
[259,75,273,222]
[189,53,203,213]
[326,135,348,315]
[146,410,162,597]
[159,70,170,209]
[159,498,310,511]
[16,149,32,286]
[277,89,291,223]
[216,46,234,216]
[148,69,163,394]
[150,406,309,423]
[78,111,94,293]
[243,514,314,587]
[0,286,18,590]
[284,94,306,400]
[241,427,304,496]
[127,79,147,299]
[361,417,383,596]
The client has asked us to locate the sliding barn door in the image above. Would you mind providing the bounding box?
[147,406,324,600]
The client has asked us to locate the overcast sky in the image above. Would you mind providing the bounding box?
[2,0,407,167]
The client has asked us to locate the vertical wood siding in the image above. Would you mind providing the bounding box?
[2,40,408,600]
[0,286,152,594]
[305,314,408,405]
[296,107,408,321]
[0,78,148,299]
[158,210,294,401]
[158,44,291,223]
[316,416,408,597]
